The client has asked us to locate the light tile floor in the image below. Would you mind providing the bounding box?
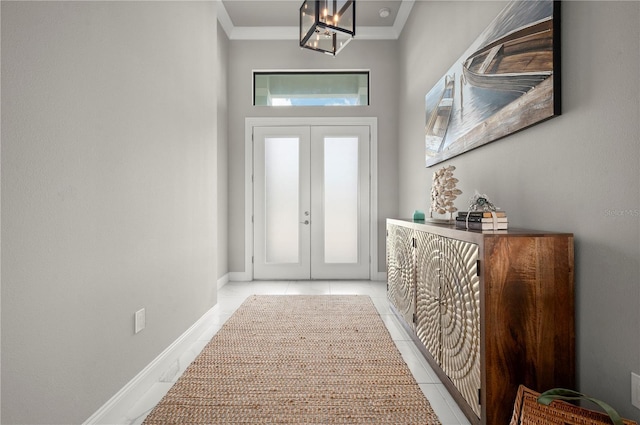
[123,280,471,425]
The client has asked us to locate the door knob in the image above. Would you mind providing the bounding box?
[300,220,310,225]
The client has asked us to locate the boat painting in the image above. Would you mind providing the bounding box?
[425,74,455,155]
[462,17,553,93]
[425,0,560,168]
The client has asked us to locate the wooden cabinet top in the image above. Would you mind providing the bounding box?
[387,218,573,243]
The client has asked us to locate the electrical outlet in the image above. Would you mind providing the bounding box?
[632,372,640,409]
[135,308,146,334]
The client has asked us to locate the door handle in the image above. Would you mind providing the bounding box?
[301,211,310,225]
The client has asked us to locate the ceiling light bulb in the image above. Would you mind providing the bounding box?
[379,7,390,18]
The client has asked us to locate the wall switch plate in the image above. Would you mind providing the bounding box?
[135,308,146,334]
[632,372,640,409]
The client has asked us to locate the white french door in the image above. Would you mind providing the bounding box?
[253,126,311,279]
[253,125,370,280]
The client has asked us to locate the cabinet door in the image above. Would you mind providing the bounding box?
[414,230,443,362]
[386,224,415,329]
[440,237,481,418]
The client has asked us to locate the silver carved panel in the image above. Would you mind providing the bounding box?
[440,237,480,417]
[414,230,442,361]
[415,231,480,417]
[386,224,415,330]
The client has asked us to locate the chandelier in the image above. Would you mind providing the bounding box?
[299,0,355,56]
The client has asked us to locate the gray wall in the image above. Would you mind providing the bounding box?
[218,25,230,281]
[1,2,218,424]
[227,40,400,275]
[398,1,640,421]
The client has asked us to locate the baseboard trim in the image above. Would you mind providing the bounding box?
[227,272,386,282]
[83,304,219,425]
[229,271,252,282]
[217,273,229,289]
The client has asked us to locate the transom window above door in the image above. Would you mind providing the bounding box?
[253,71,369,106]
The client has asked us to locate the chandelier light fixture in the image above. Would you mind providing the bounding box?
[300,0,355,56]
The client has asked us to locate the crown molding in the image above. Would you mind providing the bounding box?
[217,0,414,41]
[217,0,235,37]
[394,0,414,38]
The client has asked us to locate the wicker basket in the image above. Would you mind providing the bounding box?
[509,385,638,425]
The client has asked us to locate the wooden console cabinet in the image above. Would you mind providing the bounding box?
[386,219,575,425]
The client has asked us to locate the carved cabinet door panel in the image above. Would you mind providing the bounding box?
[386,224,415,330]
[440,237,481,417]
[414,230,443,362]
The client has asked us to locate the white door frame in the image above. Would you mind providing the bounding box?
[245,117,378,281]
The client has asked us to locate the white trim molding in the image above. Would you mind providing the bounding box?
[217,273,230,289]
[229,271,252,282]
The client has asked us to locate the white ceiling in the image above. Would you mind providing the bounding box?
[218,0,415,40]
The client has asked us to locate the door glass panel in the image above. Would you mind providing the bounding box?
[323,137,358,263]
[264,137,299,263]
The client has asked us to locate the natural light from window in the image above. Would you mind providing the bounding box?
[254,71,369,107]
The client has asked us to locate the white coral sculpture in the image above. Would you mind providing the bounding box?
[430,165,462,220]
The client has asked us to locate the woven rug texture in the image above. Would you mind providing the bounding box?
[143,294,441,424]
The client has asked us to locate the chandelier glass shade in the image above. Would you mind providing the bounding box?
[300,0,355,56]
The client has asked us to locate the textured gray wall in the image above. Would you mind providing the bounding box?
[398,1,640,421]
[1,2,218,423]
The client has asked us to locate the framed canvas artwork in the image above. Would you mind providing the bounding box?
[425,0,561,167]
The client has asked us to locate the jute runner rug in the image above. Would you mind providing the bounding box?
[143,295,441,424]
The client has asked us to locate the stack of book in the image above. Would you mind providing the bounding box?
[455,210,508,231]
